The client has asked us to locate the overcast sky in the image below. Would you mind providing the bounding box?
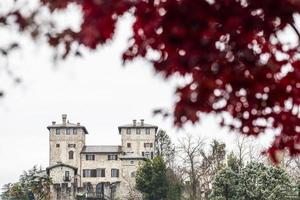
[0,5,282,189]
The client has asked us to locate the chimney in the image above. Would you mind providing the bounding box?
[62,114,67,125]
[52,121,56,125]
[140,119,144,126]
[133,119,137,126]
[77,122,80,126]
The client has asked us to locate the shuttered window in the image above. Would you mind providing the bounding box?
[111,169,119,177]
[96,168,105,177]
[108,154,118,160]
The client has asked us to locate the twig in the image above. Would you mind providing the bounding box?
[290,23,300,39]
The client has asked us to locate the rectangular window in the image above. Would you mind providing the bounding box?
[69,151,74,159]
[136,128,141,135]
[111,169,119,177]
[127,143,131,148]
[91,169,96,177]
[64,171,70,181]
[83,169,91,177]
[68,144,76,148]
[54,184,60,190]
[146,128,150,134]
[56,144,60,148]
[96,168,105,177]
[66,129,70,135]
[86,154,95,161]
[83,169,97,177]
[144,143,153,148]
[126,128,131,134]
[56,129,60,135]
[73,128,77,135]
[144,152,151,159]
[108,154,118,160]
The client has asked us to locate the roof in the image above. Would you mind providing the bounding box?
[119,154,147,160]
[81,145,122,154]
[47,122,89,134]
[46,163,78,175]
[118,121,158,133]
[34,170,47,177]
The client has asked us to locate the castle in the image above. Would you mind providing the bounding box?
[46,114,157,200]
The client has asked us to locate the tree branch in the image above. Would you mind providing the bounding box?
[290,23,300,40]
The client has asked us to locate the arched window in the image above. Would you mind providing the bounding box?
[69,151,74,159]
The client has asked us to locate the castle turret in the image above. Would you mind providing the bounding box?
[118,119,157,159]
[47,114,88,168]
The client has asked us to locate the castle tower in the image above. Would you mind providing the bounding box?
[118,119,158,158]
[47,114,88,168]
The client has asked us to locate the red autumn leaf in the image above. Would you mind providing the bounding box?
[1,0,300,162]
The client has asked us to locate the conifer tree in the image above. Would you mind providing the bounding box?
[136,156,169,200]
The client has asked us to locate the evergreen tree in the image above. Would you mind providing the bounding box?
[210,161,296,200]
[136,156,169,200]
[1,166,51,200]
[210,154,239,200]
[237,162,295,200]
[210,168,239,200]
[226,152,240,173]
[155,130,175,167]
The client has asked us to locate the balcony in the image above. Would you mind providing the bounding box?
[63,176,71,182]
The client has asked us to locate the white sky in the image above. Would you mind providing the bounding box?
[0,5,285,189]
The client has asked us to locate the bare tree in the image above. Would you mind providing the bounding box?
[200,140,226,199]
[234,135,265,170]
[122,175,143,200]
[177,134,206,200]
[236,135,247,170]
[280,153,300,183]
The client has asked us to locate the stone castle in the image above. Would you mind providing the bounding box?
[46,114,157,200]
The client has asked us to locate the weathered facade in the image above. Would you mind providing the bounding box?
[46,115,157,200]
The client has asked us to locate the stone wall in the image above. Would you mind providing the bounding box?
[120,127,156,156]
[49,127,85,168]
[49,166,77,200]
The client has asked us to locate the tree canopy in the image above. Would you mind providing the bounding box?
[1,0,300,161]
[210,161,296,200]
[135,156,169,200]
[1,166,51,200]
[155,129,175,167]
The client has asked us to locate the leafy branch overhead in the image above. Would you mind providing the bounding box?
[1,0,300,161]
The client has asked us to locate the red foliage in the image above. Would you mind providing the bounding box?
[2,0,300,162]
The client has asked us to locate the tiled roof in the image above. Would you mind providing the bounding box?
[47,122,89,134]
[46,163,78,175]
[119,122,157,128]
[81,145,122,154]
[118,121,158,133]
[119,154,147,160]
